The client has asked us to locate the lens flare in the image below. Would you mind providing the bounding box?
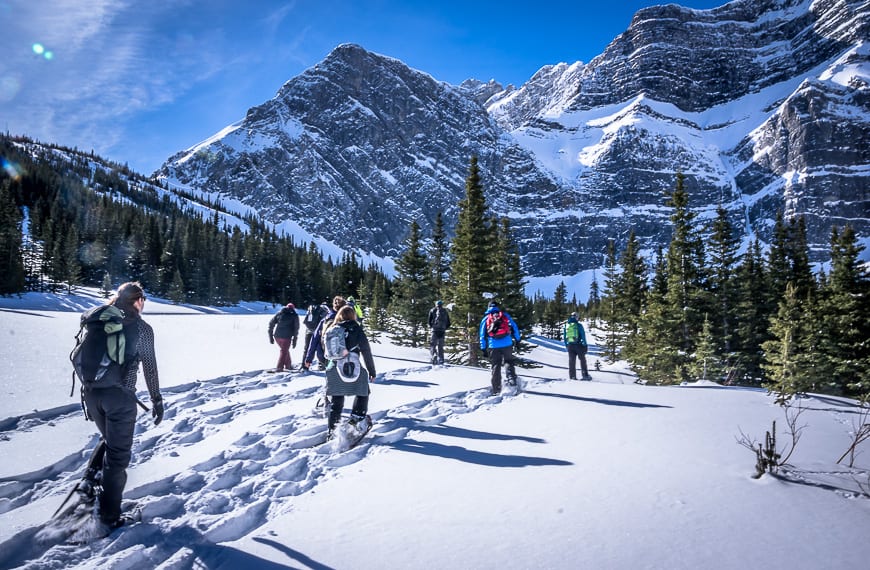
[32,43,54,60]
[2,157,25,180]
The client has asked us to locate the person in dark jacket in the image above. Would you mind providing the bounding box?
[82,281,163,535]
[268,303,300,372]
[302,301,329,367]
[478,301,521,395]
[563,312,591,380]
[427,300,451,364]
[303,296,346,371]
[324,305,377,439]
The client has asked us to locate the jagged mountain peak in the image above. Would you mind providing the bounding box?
[158,1,870,280]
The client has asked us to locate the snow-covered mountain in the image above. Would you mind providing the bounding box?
[157,0,870,277]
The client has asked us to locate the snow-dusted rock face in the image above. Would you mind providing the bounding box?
[158,0,869,276]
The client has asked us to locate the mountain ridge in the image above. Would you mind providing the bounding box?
[157,0,870,277]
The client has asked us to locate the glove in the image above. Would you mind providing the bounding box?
[481,347,489,358]
[291,337,297,348]
[369,372,377,383]
[513,338,519,348]
[269,335,275,345]
[152,397,164,426]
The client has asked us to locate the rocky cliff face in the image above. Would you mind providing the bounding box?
[158,0,870,277]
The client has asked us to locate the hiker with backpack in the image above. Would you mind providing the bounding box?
[302,301,329,367]
[77,281,163,536]
[478,301,521,395]
[323,304,377,440]
[303,296,347,371]
[347,296,364,323]
[267,302,300,372]
[563,312,591,380]
[427,300,451,365]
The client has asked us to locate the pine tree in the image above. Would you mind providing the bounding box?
[690,314,724,382]
[707,204,740,354]
[0,180,25,294]
[586,272,601,326]
[169,269,186,304]
[543,282,569,339]
[817,226,870,397]
[762,282,820,403]
[428,211,450,300]
[447,156,494,366]
[733,238,770,383]
[100,273,113,298]
[787,216,815,299]
[634,247,683,383]
[616,230,648,359]
[599,240,622,362]
[665,173,706,360]
[767,210,791,299]
[389,220,432,348]
[494,216,530,347]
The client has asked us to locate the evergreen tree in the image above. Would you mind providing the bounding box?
[0,180,25,294]
[762,282,820,403]
[707,204,740,354]
[543,282,569,339]
[169,269,186,304]
[428,211,450,300]
[493,216,530,349]
[787,216,815,299]
[689,314,724,382]
[733,239,770,383]
[365,272,390,341]
[599,240,622,362]
[665,172,706,358]
[634,247,683,383]
[100,273,113,298]
[389,220,432,347]
[616,230,648,359]
[817,226,870,397]
[767,210,791,299]
[446,156,494,366]
[586,272,601,326]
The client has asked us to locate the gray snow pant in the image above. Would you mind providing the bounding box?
[83,386,137,523]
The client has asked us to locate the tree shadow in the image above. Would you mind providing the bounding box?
[523,390,672,409]
[391,438,573,468]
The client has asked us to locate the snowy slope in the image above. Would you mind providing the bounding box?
[0,292,868,569]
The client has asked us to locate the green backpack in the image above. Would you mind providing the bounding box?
[565,321,581,344]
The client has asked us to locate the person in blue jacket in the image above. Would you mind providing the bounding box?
[479,301,521,394]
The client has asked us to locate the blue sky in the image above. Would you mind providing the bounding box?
[1,0,725,175]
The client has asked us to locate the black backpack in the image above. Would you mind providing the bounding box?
[432,307,448,330]
[70,305,135,395]
[304,304,327,330]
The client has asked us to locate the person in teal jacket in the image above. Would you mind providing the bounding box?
[563,312,591,380]
[479,301,521,394]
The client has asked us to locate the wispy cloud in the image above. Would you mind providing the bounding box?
[1,1,235,162]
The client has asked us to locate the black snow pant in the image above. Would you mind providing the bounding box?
[328,395,369,430]
[567,343,589,379]
[83,386,137,523]
[430,329,446,364]
[489,345,518,393]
